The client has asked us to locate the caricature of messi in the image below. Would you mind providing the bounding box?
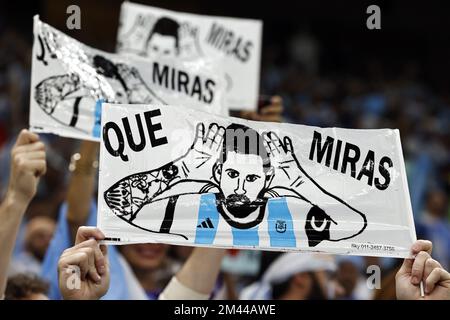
[104,123,367,248]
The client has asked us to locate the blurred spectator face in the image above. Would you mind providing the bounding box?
[274,271,329,300]
[120,243,169,271]
[293,272,318,300]
[336,261,359,297]
[5,274,49,300]
[427,190,448,219]
[24,216,56,261]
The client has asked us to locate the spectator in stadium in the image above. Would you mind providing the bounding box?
[42,94,284,300]
[236,240,450,300]
[373,263,401,300]
[416,189,450,270]
[57,226,226,300]
[41,141,180,299]
[334,256,372,300]
[9,215,56,276]
[4,273,49,300]
[237,95,284,123]
[239,252,340,300]
[0,129,47,299]
[52,230,448,300]
[117,243,180,299]
[170,246,242,299]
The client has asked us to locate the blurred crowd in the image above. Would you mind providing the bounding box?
[0,22,449,301]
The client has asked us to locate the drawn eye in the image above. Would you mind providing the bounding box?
[226,170,239,179]
[311,215,327,232]
[246,175,260,182]
[163,49,171,55]
[152,45,159,52]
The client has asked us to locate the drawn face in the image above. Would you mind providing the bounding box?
[106,78,128,103]
[218,152,267,219]
[146,34,178,58]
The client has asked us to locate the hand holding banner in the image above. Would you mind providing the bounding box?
[30,16,226,141]
[97,103,416,258]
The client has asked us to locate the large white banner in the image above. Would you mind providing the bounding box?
[116,2,262,111]
[98,103,416,258]
[30,16,226,141]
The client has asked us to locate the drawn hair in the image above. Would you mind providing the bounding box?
[93,55,128,91]
[219,123,271,172]
[146,17,180,49]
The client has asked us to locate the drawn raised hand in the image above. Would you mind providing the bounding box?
[262,131,305,197]
[262,131,367,244]
[104,122,224,221]
[176,122,225,181]
[178,22,200,59]
[116,64,158,104]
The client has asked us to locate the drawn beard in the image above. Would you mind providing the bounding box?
[215,191,267,230]
[223,193,265,219]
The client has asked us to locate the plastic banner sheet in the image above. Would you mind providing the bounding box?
[117,2,262,111]
[30,16,226,141]
[98,103,416,258]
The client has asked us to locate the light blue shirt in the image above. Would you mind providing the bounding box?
[194,194,297,248]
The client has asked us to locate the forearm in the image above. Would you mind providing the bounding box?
[0,193,28,296]
[66,141,99,240]
[160,248,226,299]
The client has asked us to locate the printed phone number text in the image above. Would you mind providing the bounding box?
[351,243,395,252]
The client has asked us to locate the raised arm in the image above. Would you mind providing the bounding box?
[0,130,46,297]
[263,131,367,246]
[58,227,109,300]
[104,123,224,222]
[238,95,284,123]
[66,141,99,242]
[159,248,226,300]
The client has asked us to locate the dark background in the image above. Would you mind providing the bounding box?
[2,0,450,91]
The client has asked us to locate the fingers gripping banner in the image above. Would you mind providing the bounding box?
[116,2,262,111]
[30,16,226,141]
[98,103,417,258]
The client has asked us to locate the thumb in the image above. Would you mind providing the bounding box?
[397,240,434,277]
[75,227,105,245]
[14,129,39,147]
